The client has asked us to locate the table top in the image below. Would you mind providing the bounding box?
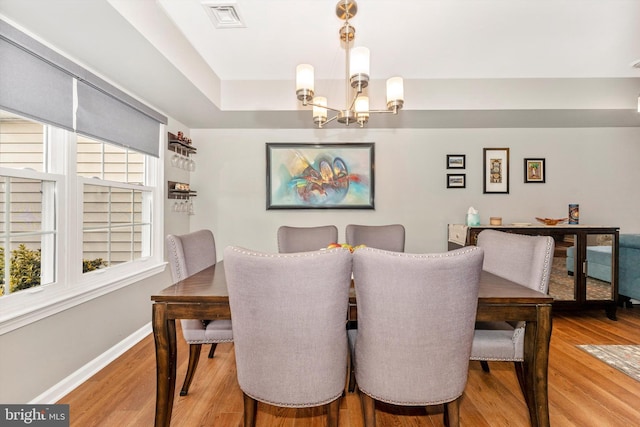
[152,261,553,305]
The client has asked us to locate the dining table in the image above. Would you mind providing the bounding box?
[151,260,553,427]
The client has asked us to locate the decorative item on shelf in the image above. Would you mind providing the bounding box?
[569,204,579,224]
[490,217,502,226]
[295,0,404,128]
[466,206,481,226]
[535,217,568,226]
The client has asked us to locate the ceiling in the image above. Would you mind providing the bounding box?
[2,0,640,129]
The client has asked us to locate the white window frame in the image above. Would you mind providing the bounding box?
[0,123,165,335]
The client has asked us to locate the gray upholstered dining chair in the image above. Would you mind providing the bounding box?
[345,223,405,391]
[277,225,338,253]
[471,229,554,380]
[224,246,352,427]
[350,246,484,427]
[345,224,405,252]
[165,229,233,396]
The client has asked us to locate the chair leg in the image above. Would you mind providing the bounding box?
[347,351,357,393]
[514,361,527,399]
[480,360,490,372]
[180,343,202,396]
[242,392,257,427]
[208,343,218,358]
[326,399,340,427]
[360,393,376,427]
[347,366,357,392]
[444,396,461,427]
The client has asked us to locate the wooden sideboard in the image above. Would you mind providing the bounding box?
[448,224,620,320]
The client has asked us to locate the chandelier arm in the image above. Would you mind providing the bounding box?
[346,86,363,112]
[306,101,343,114]
[368,108,400,114]
[325,115,339,125]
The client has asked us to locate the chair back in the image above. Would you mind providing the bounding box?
[352,246,484,405]
[277,225,338,253]
[224,246,352,407]
[166,229,216,282]
[477,229,554,293]
[345,224,405,252]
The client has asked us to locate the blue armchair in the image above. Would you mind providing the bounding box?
[619,234,640,304]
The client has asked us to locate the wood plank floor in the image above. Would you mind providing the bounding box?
[59,307,640,426]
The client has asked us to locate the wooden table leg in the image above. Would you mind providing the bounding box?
[523,304,552,427]
[153,303,177,427]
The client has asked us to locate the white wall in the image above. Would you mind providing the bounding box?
[190,127,640,258]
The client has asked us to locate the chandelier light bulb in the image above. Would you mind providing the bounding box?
[313,96,328,126]
[386,76,405,110]
[350,47,370,78]
[296,64,314,91]
[355,95,369,114]
[296,64,315,103]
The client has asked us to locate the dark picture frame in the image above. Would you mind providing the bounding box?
[524,158,546,183]
[483,147,509,194]
[266,142,375,209]
[447,173,466,189]
[447,154,466,169]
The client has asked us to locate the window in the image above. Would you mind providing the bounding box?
[0,110,163,331]
[0,113,57,296]
[0,20,166,331]
[78,136,151,272]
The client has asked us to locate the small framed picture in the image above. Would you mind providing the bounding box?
[483,148,509,194]
[524,158,545,183]
[447,154,466,169]
[447,173,466,189]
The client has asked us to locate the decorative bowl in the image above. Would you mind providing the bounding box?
[535,217,568,226]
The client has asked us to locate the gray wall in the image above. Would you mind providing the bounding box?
[0,118,189,403]
[190,127,640,259]
[3,124,639,403]
[0,270,172,403]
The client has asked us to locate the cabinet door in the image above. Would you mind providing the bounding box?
[549,233,578,302]
[584,233,615,301]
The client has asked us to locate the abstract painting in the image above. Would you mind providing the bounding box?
[266,143,374,209]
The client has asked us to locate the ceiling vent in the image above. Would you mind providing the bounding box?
[201,1,245,29]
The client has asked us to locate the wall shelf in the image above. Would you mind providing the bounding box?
[168,181,197,199]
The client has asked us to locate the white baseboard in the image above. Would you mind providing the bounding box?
[29,322,152,404]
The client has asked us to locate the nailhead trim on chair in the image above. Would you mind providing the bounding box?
[167,236,186,280]
[228,245,481,259]
[244,390,344,409]
[359,388,464,407]
[228,246,350,258]
[356,246,481,259]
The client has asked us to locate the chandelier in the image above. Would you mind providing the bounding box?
[295,0,404,128]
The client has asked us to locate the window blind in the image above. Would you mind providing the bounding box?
[76,81,161,157]
[0,22,74,131]
[0,19,166,157]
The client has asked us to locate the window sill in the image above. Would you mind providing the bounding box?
[0,262,167,335]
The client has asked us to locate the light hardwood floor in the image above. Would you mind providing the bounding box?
[59,307,640,426]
